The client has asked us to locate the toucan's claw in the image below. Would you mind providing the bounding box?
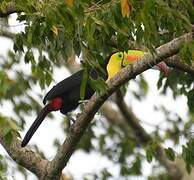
[66,114,75,124]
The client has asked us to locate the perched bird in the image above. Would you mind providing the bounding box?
[21,50,169,147]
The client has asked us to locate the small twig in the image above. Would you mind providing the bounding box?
[166,55,194,76]
[84,0,118,13]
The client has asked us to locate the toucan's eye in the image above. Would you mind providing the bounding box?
[118,53,123,58]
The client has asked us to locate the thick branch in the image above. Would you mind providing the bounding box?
[44,32,193,179]
[115,90,182,179]
[0,131,48,178]
[0,2,20,17]
[0,30,15,39]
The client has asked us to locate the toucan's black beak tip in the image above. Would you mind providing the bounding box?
[21,141,26,147]
[154,61,170,76]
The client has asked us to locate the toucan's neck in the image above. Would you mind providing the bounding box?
[106,57,122,80]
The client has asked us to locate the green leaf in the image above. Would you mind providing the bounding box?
[180,41,194,65]
[24,50,35,64]
[13,34,24,52]
[101,168,112,179]
[187,89,194,113]
[73,39,81,56]
[91,16,105,26]
[146,147,153,163]
[146,141,158,163]
[165,147,175,161]
[80,68,89,100]
[182,139,194,173]
[128,156,141,175]
[45,71,52,86]
[4,131,13,146]
[120,165,129,176]
[89,78,108,94]
[0,154,7,180]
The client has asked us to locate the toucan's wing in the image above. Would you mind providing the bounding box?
[43,70,84,104]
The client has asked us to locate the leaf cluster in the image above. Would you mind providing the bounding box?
[1,0,194,179]
[3,0,193,73]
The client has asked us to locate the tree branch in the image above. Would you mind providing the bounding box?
[166,55,194,75]
[0,129,71,179]
[0,131,48,178]
[0,2,20,18]
[115,90,182,179]
[0,29,15,39]
[43,32,193,179]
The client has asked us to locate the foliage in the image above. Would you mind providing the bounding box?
[0,0,194,179]
[182,139,194,173]
[0,155,7,180]
[165,147,175,161]
[0,115,19,145]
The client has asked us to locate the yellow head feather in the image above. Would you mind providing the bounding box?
[106,52,124,80]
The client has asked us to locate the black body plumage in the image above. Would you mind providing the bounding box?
[21,67,107,147]
[43,70,95,114]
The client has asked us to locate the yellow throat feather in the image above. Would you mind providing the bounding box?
[106,50,145,80]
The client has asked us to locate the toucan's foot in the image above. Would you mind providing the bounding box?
[78,100,89,104]
[66,114,75,124]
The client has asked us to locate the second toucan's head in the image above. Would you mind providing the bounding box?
[106,50,169,80]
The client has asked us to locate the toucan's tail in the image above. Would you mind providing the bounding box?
[21,105,50,147]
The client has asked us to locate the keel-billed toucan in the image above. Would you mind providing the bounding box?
[21,50,169,147]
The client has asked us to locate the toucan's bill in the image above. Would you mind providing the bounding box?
[124,51,170,76]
